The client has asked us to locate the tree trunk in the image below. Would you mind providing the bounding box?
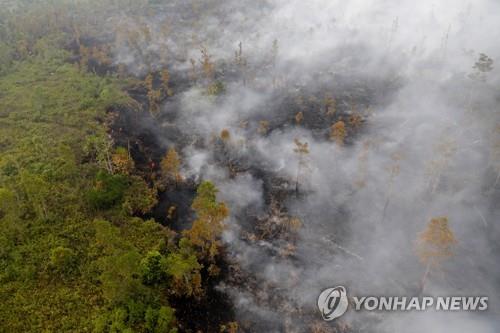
[419,262,431,294]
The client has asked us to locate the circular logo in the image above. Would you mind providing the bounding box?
[317,286,348,321]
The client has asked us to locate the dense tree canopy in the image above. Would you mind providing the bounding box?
[0,4,224,330]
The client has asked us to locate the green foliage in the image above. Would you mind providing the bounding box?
[122,176,158,215]
[93,307,131,333]
[0,42,14,76]
[84,134,114,173]
[108,307,129,332]
[141,250,167,285]
[206,80,226,95]
[87,171,129,210]
[191,181,224,219]
[0,187,16,217]
[94,303,176,333]
[112,147,135,175]
[184,181,229,262]
[49,246,77,275]
[98,250,143,305]
[0,1,225,331]
[0,40,178,331]
[165,238,203,297]
[126,300,146,326]
[145,306,177,333]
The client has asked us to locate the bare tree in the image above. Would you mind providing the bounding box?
[425,136,456,194]
[293,138,310,195]
[380,152,402,223]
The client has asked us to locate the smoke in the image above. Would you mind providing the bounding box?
[112,0,500,331]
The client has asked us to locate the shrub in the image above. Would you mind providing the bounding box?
[87,171,128,210]
[50,246,77,274]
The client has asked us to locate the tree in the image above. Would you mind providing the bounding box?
[284,216,302,233]
[183,181,229,262]
[79,45,89,70]
[380,152,402,223]
[491,125,500,187]
[84,134,114,174]
[145,72,154,91]
[145,73,161,116]
[148,89,161,116]
[94,309,121,333]
[122,176,158,215]
[349,113,363,128]
[165,238,203,297]
[50,246,77,275]
[99,250,143,305]
[112,146,135,175]
[200,46,214,81]
[140,250,167,285]
[154,306,177,333]
[271,39,279,87]
[20,171,51,220]
[470,53,493,82]
[0,188,16,219]
[293,139,309,195]
[234,41,247,85]
[189,58,197,83]
[91,45,111,67]
[191,181,228,221]
[145,306,177,333]
[160,68,173,97]
[295,111,303,125]
[234,41,243,65]
[167,205,176,221]
[416,216,457,291]
[220,322,239,333]
[271,39,278,67]
[425,137,456,194]
[160,147,182,186]
[87,171,128,210]
[467,53,494,112]
[207,80,225,95]
[355,140,371,188]
[324,95,336,116]
[220,128,231,142]
[330,120,346,145]
[258,120,269,135]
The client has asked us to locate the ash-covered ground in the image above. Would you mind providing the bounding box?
[106,1,500,332]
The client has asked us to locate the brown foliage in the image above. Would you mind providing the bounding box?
[220,321,239,333]
[144,73,162,116]
[161,147,182,184]
[111,147,134,175]
[220,129,231,141]
[416,216,457,267]
[349,113,363,128]
[324,95,336,116]
[200,46,215,80]
[258,120,270,135]
[295,111,304,125]
[330,120,346,145]
[161,68,173,96]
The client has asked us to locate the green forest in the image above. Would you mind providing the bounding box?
[0,1,236,332]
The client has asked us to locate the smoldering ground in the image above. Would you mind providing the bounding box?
[109,0,500,332]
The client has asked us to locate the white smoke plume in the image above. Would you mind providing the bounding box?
[112,0,500,331]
